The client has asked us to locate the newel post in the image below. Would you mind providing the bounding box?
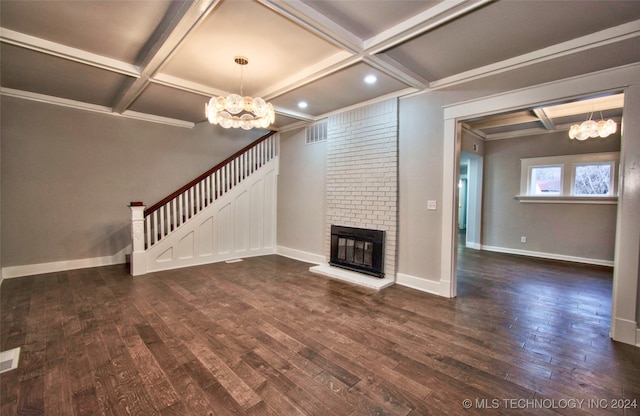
[129,202,147,276]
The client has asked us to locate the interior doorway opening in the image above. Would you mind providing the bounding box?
[459,150,483,251]
[451,93,623,336]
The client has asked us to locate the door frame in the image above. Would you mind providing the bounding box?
[438,64,640,345]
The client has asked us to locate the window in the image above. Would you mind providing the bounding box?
[572,162,614,196]
[518,152,618,203]
[530,165,562,195]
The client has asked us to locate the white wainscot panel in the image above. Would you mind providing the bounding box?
[234,190,250,253]
[217,203,233,255]
[178,231,195,259]
[199,217,214,257]
[263,171,276,249]
[156,247,173,263]
[250,179,265,250]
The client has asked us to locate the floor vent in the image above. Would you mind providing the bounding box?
[225,259,243,264]
[0,347,20,374]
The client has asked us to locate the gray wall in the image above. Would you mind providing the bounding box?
[276,127,326,257]
[1,96,263,267]
[482,130,620,262]
[397,93,446,280]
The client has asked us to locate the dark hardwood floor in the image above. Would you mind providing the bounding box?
[2,249,640,415]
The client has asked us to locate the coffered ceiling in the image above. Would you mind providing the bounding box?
[463,93,625,140]
[1,0,639,132]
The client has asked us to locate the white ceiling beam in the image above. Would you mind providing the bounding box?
[363,0,493,54]
[461,124,488,141]
[258,0,492,96]
[272,105,317,122]
[0,28,140,76]
[480,116,623,141]
[152,73,228,98]
[467,114,540,129]
[154,50,358,102]
[363,54,429,90]
[259,51,357,100]
[251,0,371,99]
[430,19,640,90]
[533,108,556,131]
[483,128,554,141]
[111,0,222,114]
[257,0,363,53]
[542,93,625,118]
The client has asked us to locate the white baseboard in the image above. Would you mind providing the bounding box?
[396,272,441,296]
[276,246,325,265]
[1,245,131,279]
[480,245,614,267]
[465,242,482,250]
[610,317,639,347]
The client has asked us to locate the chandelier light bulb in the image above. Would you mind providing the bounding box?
[225,94,244,114]
[569,112,616,140]
[205,56,275,130]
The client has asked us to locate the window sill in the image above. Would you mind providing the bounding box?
[514,195,618,204]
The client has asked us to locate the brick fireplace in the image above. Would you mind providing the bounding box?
[311,99,398,288]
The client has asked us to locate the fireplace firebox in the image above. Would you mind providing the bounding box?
[330,225,384,278]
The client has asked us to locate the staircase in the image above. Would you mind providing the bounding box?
[129,131,279,276]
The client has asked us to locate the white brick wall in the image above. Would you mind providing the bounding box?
[325,99,398,279]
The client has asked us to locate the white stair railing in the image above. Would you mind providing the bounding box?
[129,131,278,254]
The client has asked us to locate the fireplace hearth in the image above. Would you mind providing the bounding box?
[330,225,384,278]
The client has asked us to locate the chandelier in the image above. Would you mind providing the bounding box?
[568,112,617,140]
[205,56,275,130]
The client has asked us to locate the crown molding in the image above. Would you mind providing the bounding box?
[430,19,640,90]
[1,88,194,128]
[0,27,139,76]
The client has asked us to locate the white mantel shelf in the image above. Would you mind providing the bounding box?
[309,264,395,291]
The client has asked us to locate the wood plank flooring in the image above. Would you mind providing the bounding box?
[2,250,640,415]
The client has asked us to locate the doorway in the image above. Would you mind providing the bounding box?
[459,150,483,250]
[440,70,639,345]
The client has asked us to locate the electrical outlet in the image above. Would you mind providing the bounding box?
[520,236,527,243]
[427,200,437,211]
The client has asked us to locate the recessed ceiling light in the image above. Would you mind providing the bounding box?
[364,74,377,84]
[298,101,308,109]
